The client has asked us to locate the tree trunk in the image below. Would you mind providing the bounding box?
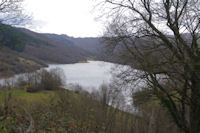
[190,72,200,133]
[148,107,156,133]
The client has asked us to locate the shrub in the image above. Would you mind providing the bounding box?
[15,68,65,92]
[40,68,64,90]
[70,83,84,94]
[23,72,42,92]
[24,83,41,93]
[16,76,28,89]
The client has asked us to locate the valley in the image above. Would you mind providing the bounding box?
[0,24,103,78]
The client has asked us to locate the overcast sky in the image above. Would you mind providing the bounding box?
[24,0,103,37]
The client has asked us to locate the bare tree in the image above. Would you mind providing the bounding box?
[0,0,31,26]
[97,0,200,133]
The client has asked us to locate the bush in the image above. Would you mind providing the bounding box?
[16,68,65,92]
[16,76,27,89]
[24,83,40,93]
[40,68,64,90]
[23,72,42,92]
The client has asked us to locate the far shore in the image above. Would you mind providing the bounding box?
[0,59,93,80]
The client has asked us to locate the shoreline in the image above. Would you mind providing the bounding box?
[0,59,91,80]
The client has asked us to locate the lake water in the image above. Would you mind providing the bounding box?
[0,61,145,94]
[0,61,135,106]
[46,61,115,91]
[0,61,115,91]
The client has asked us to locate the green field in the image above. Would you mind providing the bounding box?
[0,89,56,103]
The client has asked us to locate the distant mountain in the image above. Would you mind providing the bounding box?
[0,24,99,77]
[42,34,103,57]
[43,34,74,45]
[42,33,127,63]
[19,28,94,63]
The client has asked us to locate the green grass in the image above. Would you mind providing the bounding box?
[0,89,58,109]
[0,89,79,104]
[0,89,52,100]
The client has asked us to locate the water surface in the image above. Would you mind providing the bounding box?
[46,61,115,91]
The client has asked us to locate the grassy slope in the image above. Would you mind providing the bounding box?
[0,47,45,78]
[0,89,134,132]
[0,89,81,113]
[0,89,56,104]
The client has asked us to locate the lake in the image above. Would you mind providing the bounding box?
[0,61,115,91]
[0,61,135,105]
[46,61,115,91]
[0,61,145,94]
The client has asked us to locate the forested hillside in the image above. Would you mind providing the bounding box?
[0,24,97,77]
[43,34,103,58]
